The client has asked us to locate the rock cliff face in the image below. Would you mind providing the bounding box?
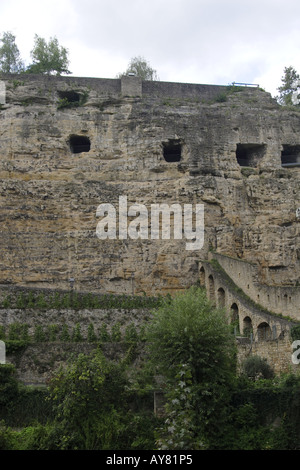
[0,74,299,295]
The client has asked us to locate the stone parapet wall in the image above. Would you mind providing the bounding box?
[199,259,296,338]
[212,253,300,321]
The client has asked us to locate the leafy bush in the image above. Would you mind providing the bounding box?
[146,286,236,384]
[241,355,275,380]
[48,350,139,449]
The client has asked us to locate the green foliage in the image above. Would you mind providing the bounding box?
[2,285,300,450]
[224,373,300,450]
[277,66,300,105]
[57,90,89,110]
[0,421,17,450]
[223,402,272,450]
[156,364,206,450]
[215,92,228,103]
[0,31,70,76]
[0,364,19,407]
[0,325,5,340]
[59,324,70,342]
[291,324,300,341]
[34,325,46,342]
[241,355,275,380]
[48,350,135,449]
[124,323,139,346]
[146,287,237,449]
[0,31,24,73]
[146,286,236,384]
[117,56,159,80]
[71,323,83,342]
[57,97,73,109]
[26,34,70,75]
[111,322,122,342]
[16,293,27,309]
[35,293,48,309]
[1,289,162,311]
[87,323,97,342]
[98,323,110,343]
[47,324,59,342]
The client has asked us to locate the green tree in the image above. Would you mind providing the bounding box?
[48,350,131,449]
[146,286,237,449]
[277,66,300,105]
[146,286,236,382]
[27,35,70,75]
[117,55,159,80]
[0,31,24,73]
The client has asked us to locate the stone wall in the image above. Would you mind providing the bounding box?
[6,342,131,385]
[236,336,299,376]
[0,305,150,338]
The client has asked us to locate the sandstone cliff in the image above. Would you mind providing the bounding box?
[0,74,299,298]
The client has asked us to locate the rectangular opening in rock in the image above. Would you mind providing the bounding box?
[236,143,266,167]
[163,139,182,162]
[281,145,300,167]
[69,135,91,154]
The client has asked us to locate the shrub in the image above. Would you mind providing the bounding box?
[241,355,275,380]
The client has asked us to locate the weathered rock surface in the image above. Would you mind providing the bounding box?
[0,74,299,298]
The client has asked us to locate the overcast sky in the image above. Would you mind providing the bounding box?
[1,0,300,97]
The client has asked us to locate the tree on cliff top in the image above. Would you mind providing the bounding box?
[0,32,24,73]
[116,55,159,80]
[26,35,71,75]
[277,66,300,105]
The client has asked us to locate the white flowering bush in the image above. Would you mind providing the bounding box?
[156,364,206,450]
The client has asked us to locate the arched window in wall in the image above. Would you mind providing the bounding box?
[199,266,205,287]
[257,322,272,341]
[217,287,225,308]
[231,303,240,334]
[208,275,215,303]
[243,316,253,337]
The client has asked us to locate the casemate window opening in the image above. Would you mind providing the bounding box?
[281,145,300,167]
[69,135,91,154]
[236,143,266,167]
[163,139,182,162]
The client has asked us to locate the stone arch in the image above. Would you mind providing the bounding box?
[217,287,225,308]
[230,303,240,334]
[208,275,215,303]
[257,322,272,341]
[199,266,205,287]
[243,316,253,337]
